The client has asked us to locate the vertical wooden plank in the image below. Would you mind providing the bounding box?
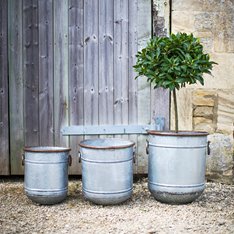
[38,0,54,146]
[137,0,151,174]
[8,0,24,174]
[68,0,84,174]
[128,0,138,173]
[54,0,69,147]
[84,0,99,127]
[151,87,170,129]
[151,0,170,130]
[99,0,114,126]
[0,0,9,175]
[114,0,129,126]
[170,88,193,131]
[23,0,39,146]
[128,0,138,125]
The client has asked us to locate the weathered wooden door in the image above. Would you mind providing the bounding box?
[1,0,169,175]
[0,0,9,175]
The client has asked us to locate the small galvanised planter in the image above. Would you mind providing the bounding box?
[23,146,71,205]
[79,138,135,205]
[147,131,209,204]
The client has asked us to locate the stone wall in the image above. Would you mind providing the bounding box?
[171,0,234,184]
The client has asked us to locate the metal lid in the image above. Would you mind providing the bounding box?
[147,131,209,137]
[79,138,135,149]
[24,146,71,153]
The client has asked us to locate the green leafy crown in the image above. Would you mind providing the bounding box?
[134,33,217,90]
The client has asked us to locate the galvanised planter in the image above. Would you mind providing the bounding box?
[147,131,209,204]
[79,138,135,205]
[23,146,71,205]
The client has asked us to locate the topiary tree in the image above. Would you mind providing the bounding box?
[134,32,217,132]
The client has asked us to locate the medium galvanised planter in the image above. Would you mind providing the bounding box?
[23,146,71,205]
[79,138,135,205]
[147,131,209,204]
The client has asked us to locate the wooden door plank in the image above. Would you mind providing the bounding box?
[137,0,152,174]
[151,88,170,130]
[128,0,138,125]
[151,0,170,130]
[84,0,99,127]
[99,0,114,126]
[23,0,39,146]
[38,0,54,146]
[128,0,138,173]
[54,0,69,147]
[114,0,129,125]
[68,0,84,174]
[0,0,9,175]
[8,0,24,175]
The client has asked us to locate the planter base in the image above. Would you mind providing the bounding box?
[25,191,67,205]
[83,188,132,205]
[149,190,204,204]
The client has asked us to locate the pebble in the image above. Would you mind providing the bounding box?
[0,179,233,234]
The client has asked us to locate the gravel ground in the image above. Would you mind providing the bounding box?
[0,178,233,234]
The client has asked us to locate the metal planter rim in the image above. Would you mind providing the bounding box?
[147,131,209,137]
[24,146,71,153]
[79,138,135,150]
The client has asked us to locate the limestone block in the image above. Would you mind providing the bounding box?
[216,89,234,135]
[193,90,217,106]
[171,11,195,34]
[200,37,214,53]
[213,11,234,53]
[194,117,213,125]
[227,39,234,53]
[217,90,234,116]
[216,123,234,136]
[186,53,234,90]
[193,117,215,133]
[172,0,234,13]
[193,106,214,118]
[190,32,213,53]
[202,53,234,89]
[206,133,233,183]
[214,38,234,53]
[194,12,214,32]
[172,0,202,12]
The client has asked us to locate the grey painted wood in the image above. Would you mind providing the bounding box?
[84,0,99,127]
[128,0,138,125]
[128,0,139,173]
[151,88,170,130]
[68,0,84,174]
[0,0,9,175]
[114,0,129,125]
[137,0,152,174]
[4,0,158,175]
[54,0,69,147]
[151,0,170,130]
[99,0,114,126]
[8,0,24,174]
[62,125,154,136]
[38,0,54,146]
[23,0,39,146]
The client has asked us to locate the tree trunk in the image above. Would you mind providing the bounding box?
[173,89,178,132]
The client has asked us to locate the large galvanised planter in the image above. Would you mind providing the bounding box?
[147,131,209,204]
[23,147,71,205]
[79,138,135,205]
